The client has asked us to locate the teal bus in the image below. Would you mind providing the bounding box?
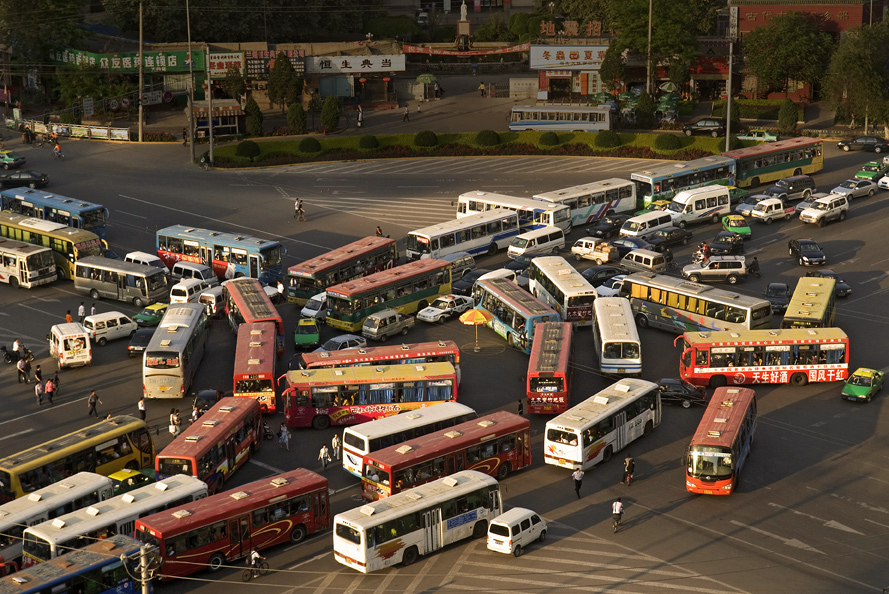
[630,155,735,208]
[723,137,824,188]
[0,188,109,240]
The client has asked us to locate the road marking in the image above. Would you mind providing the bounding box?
[729,520,824,554]
[0,429,33,441]
[310,571,338,594]
[864,518,889,529]
[117,211,147,219]
[286,552,327,570]
[250,459,286,474]
[768,502,864,534]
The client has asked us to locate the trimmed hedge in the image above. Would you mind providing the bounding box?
[235,140,261,160]
[654,134,682,150]
[415,130,438,147]
[594,129,622,148]
[539,131,560,146]
[475,129,501,146]
[298,137,322,153]
[358,135,380,149]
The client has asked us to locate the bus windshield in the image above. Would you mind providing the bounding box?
[605,342,640,359]
[335,523,361,545]
[235,378,274,393]
[75,239,103,257]
[80,209,106,230]
[27,251,55,269]
[687,445,733,479]
[157,458,193,477]
[146,271,167,292]
[262,245,283,267]
[145,351,180,369]
[546,428,577,445]
[405,235,429,254]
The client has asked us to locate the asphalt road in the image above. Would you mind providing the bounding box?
[0,139,887,593]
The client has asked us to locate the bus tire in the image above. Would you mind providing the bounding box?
[402,546,419,566]
[472,521,488,539]
[312,415,331,430]
[635,314,648,329]
[790,373,808,386]
[57,268,67,281]
[417,300,428,310]
[709,375,727,388]
[497,462,511,480]
[289,525,307,544]
[513,544,522,557]
[488,243,497,256]
[133,297,145,308]
[125,460,139,470]
[90,289,100,300]
[794,168,803,176]
[643,420,653,436]
[8,277,17,288]
[712,213,720,224]
[602,445,613,462]
[207,553,226,572]
[751,177,760,187]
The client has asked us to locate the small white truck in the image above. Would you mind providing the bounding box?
[570,237,619,264]
[750,197,796,224]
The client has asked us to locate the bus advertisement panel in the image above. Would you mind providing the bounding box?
[0,236,55,288]
[0,188,109,240]
[471,278,561,354]
[526,256,597,326]
[533,178,636,227]
[233,321,278,413]
[526,322,573,415]
[0,212,104,280]
[723,137,824,188]
[222,277,285,354]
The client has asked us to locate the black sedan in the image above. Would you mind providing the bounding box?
[504,254,540,275]
[0,170,48,189]
[647,226,692,251]
[657,379,707,408]
[764,283,791,313]
[452,268,490,296]
[127,327,155,358]
[609,236,653,258]
[837,136,889,153]
[586,214,630,239]
[806,269,852,297]
[581,264,629,287]
[709,231,745,256]
[788,238,826,266]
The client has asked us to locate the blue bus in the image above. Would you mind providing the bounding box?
[0,189,109,240]
[629,155,736,208]
[470,277,561,354]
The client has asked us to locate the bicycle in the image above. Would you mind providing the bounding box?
[612,513,623,533]
[242,559,268,582]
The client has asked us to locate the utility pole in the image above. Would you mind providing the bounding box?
[206,48,214,166]
[646,0,653,94]
[186,0,195,162]
[139,545,150,594]
[725,42,733,153]
[138,0,143,142]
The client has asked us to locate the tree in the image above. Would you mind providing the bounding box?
[221,66,246,102]
[742,12,832,98]
[267,53,303,112]
[634,90,656,129]
[307,93,323,130]
[320,96,342,132]
[475,13,514,42]
[667,60,690,88]
[288,102,307,134]
[778,99,799,134]
[236,140,261,161]
[244,96,263,136]
[0,0,88,67]
[598,46,625,93]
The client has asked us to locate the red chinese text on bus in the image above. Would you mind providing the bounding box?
[526,322,573,414]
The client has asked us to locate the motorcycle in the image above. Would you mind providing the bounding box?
[691,250,708,265]
[1,345,34,364]
[262,421,275,441]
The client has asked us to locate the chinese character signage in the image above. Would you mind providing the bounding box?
[529,45,609,71]
[306,55,406,74]
[403,43,530,56]
[49,49,204,73]
[208,52,244,78]
[243,49,306,78]
[729,7,739,40]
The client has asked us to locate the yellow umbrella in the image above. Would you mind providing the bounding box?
[459,308,494,352]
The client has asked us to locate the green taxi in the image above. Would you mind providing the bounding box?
[0,150,26,169]
[722,214,752,239]
[108,468,156,496]
[841,368,884,403]
[727,186,748,205]
[133,303,168,326]
[634,199,672,216]
[853,161,889,182]
[294,318,321,349]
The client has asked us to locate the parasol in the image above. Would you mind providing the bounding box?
[459,308,494,352]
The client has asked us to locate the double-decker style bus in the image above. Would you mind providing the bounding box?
[325,259,452,332]
[526,322,574,415]
[685,387,757,495]
[0,212,104,280]
[677,328,849,388]
[592,297,642,376]
[0,189,109,240]
[142,304,209,399]
[508,103,612,133]
[283,362,458,430]
[135,469,329,579]
[222,277,284,354]
[405,210,521,260]
[0,473,113,573]
[781,277,837,329]
[630,155,735,207]
[334,470,502,573]
[619,272,773,333]
[342,402,477,477]
[456,191,572,232]
[723,137,824,188]
[544,378,661,471]
[471,278,561,354]
[0,535,149,594]
[287,236,397,305]
[526,256,597,326]
[362,411,530,501]
[74,256,168,307]
[233,322,277,413]
[155,398,262,494]
[297,340,461,379]
[22,476,206,566]
[0,236,55,288]
[0,416,153,503]
[533,178,636,227]
[155,225,285,285]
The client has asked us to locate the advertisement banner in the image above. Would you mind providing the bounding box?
[70,126,89,138]
[244,49,306,78]
[306,55,406,74]
[529,45,609,71]
[49,49,205,73]
[402,42,530,57]
[208,52,244,78]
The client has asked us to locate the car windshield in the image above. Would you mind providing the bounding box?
[511,238,530,249]
[430,298,451,309]
[667,202,684,213]
[775,179,790,188]
[812,202,830,211]
[800,243,820,253]
[862,165,879,172]
[727,219,743,227]
[305,298,324,310]
[766,285,786,297]
[849,374,872,387]
[603,217,619,226]
[296,323,317,335]
[838,181,856,189]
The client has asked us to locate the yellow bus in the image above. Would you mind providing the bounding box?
[0,212,105,280]
[0,416,154,503]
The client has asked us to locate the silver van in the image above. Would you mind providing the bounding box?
[74,256,168,307]
[199,286,225,319]
[170,278,211,304]
[667,186,731,227]
[507,227,565,259]
[301,292,328,320]
[171,261,219,286]
[361,309,415,342]
[621,248,668,274]
[82,311,138,346]
[124,251,169,275]
[620,211,674,239]
[441,251,476,279]
[487,507,547,557]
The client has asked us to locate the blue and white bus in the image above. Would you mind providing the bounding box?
[470,277,561,354]
[0,188,109,240]
[456,191,571,232]
[534,178,637,227]
[508,104,611,132]
[629,155,736,208]
[405,210,521,260]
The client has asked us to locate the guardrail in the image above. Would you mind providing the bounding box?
[6,117,132,141]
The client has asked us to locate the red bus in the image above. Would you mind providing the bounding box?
[233,321,278,413]
[526,322,573,414]
[155,397,262,494]
[685,387,757,495]
[677,327,849,388]
[222,277,284,355]
[287,236,398,305]
[283,362,458,430]
[134,469,329,579]
[361,411,530,501]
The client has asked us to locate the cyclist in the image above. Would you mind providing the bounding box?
[612,497,624,532]
[622,455,635,486]
[249,548,263,578]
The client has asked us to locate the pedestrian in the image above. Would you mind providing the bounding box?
[34,364,43,386]
[331,433,341,460]
[51,371,60,398]
[21,359,31,384]
[190,407,199,424]
[90,303,96,316]
[318,444,331,471]
[517,399,524,416]
[294,198,306,222]
[169,408,181,436]
[138,396,146,420]
[87,390,101,418]
[403,106,410,122]
[182,127,188,145]
[622,455,635,486]
[356,106,363,128]
[77,302,86,323]
[44,377,54,405]
[35,380,44,405]
[294,198,300,219]
[375,226,383,237]
[278,423,290,451]
[16,358,25,384]
[571,468,584,499]
[65,310,73,323]
[478,82,486,97]
[434,81,440,99]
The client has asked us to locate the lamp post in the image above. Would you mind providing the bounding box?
[186,0,195,162]
[646,0,653,94]
[725,42,733,153]
[138,0,143,142]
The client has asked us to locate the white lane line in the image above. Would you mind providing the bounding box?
[0,429,33,441]
[729,520,824,554]
[117,211,147,219]
[768,502,865,535]
[250,459,286,474]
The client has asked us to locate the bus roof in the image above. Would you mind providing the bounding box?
[0,212,100,242]
[624,272,768,305]
[528,322,572,374]
[156,224,281,250]
[689,387,756,449]
[0,237,53,256]
[458,191,567,212]
[301,340,460,368]
[409,209,516,238]
[223,277,279,320]
[326,259,450,298]
[343,402,476,442]
[722,137,822,160]
[287,236,396,279]
[547,379,659,432]
[630,155,735,180]
[476,277,558,317]
[533,178,633,201]
[682,327,848,346]
[233,322,276,377]
[530,256,597,295]
[76,255,166,276]
[594,298,639,344]
[0,473,111,528]
[0,188,104,211]
[783,277,836,322]
[156,398,261,461]
[148,304,204,351]
[287,362,456,387]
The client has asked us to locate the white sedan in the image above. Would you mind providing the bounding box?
[595,275,627,298]
[417,294,475,323]
[831,178,877,200]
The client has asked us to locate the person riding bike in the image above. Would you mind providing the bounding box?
[52,143,62,158]
[249,548,263,578]
[612,497,624,531]
[748,256,761,278]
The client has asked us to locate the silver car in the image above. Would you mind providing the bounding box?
[831,178,876,200]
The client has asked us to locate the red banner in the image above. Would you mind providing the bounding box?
[402,43,531,57]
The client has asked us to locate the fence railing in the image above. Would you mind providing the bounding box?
[5,117,132,141]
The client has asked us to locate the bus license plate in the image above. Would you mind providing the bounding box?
[704,490,713,495]
[618,368,625,373]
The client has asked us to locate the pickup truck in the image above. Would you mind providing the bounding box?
[361,309,415,342]
[571,237,619,265]
[750,197,796,224]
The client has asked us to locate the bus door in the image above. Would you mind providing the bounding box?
[446,454,464,475]
[614,411,628,451]
[314,491,330,529]
[422,508,441,552]
[17,258,25,285]
[118,273,129,300]
[228,515,251,559]
[249,255,260,278]
[226,437,237,473]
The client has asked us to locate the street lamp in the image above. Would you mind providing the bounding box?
[646,0,653,94]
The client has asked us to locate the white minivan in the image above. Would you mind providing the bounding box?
[170,279,211,304]
[47,323,92,368]
[667,186,731,227]
[171,262,219,286]
[507,227,565,259]
[124,251,169,276]
[300,292,328,320]
[82,311,138,346]
[487,507,547,557]
[620,211,673,239]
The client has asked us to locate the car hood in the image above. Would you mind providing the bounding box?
[841,384,870,397]
[418,306,446,318]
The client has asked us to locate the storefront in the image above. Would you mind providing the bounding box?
[305,54,405,102]
[529,45,610,100]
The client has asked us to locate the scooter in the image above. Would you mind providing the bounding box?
[262,421,275,441]
[1,345,34,364]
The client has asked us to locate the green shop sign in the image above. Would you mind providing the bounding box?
[50,49,205,73]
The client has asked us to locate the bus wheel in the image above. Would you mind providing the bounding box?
[207,554,226,572]
[711,214,720,224]
[750,177,760,187]
[125,461,139,470]
[57,268,67,281]
[635,314,648,328]
[90,289,100,300]
[133,297,145,308]
[289,525,307,544]
[794,168,802,176]
[402,546,419,566]
[8,277,17,289]
[488,244,497,256]
[790,373,808,386]
[312,415,331,430]
[497,462,511,480]
[709,375,727,388]
[602,446,613,462]
[643,420,653,436]
[417,300,428,311]
[472,521,488,539]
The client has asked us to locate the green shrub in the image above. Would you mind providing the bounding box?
[358,135,379,149]
[475,129,501,146]
[243,96,263,136]
[721,135,744,151]
[539,131,560,146]
[654,133,681,150]
[594,129,622,148]
[287,102,307,134]
[635,91,656,129]
[415,130,438,147]
[298,137,322,153]
[320,97,342,132]
[778,98,798,135]
[235,140,261,160]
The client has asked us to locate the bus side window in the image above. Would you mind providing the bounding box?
[695,350,708,366]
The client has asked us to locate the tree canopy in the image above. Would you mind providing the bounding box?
[0,0,88,66]
[267,53,303,111]
[610,0,700,73]
[823,23,889,132]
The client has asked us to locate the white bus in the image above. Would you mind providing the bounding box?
[0,237,56,288]
[333,470,501,573]
[0,472,113,572]
[405,210,520,260]
[544,378,660,471]
[143,303,209,399]
[74,256,168,307]
[456,191,571,232]
[533,178,637,228]
[22,474,206,566]
[342,402,478,476]
[526,256,597,327]
[592,297,642,376]
[508,103,611,133]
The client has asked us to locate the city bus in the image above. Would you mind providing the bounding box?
[543,378,661,471]
[0,188,109,240]
[0,535,149,594]
[134,469,329,579]
[685,387,757,495]
[222,277,285,354]
[592,297,642,376]
[405,210,521,260]
[233,322,277,413]
[325,259,452,332]
[155,224,285,285]
[0,236,55,288]
[629,155,735,207]
[526,322,573,415]
[287,236,398,305]
[456,191,572,232]
[334,470,502,573]
[21,475,207,566]
[677,327,849,388]
[508,103,612,133]
[618,272,773,333]
[470,277,561,354]
[723,137,824,188]
[142,304,209,399]
[0,212,104,280]
[0,416,154,503]
[526,256,597,326]
[74,256,168,307]
[781,276,837,329]
[155,398,262,494]
[361,411,530,501]
[0,472,113,573]
[342,402,477,477]
[533,178,637,227]
[282,362,458,430]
